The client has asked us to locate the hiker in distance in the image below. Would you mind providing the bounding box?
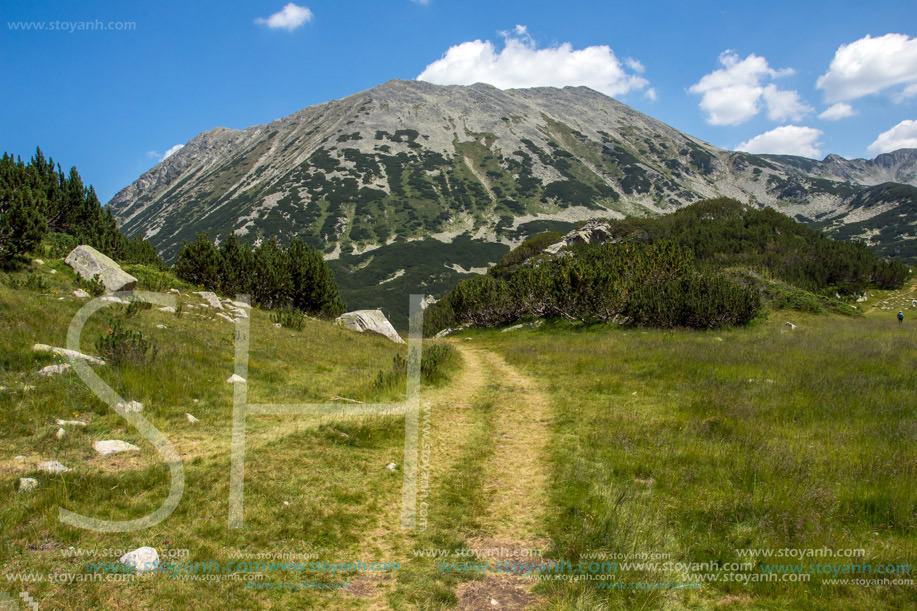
[898,311,904,324]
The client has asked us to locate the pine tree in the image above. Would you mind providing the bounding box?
[0,186,47,262]
[174,233,223,288]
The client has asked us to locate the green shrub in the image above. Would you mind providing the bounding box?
[76,274,106,296]
[270,307,307,331]
[8,273,48,292]
[374,342,457,389]
[122,298,153,318]
[95,318,157,367]
[627,273,761,329]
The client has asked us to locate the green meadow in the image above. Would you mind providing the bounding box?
[1,258,915,609]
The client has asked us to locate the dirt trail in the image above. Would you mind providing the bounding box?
[450,343,553,610]
[346,342,553,610]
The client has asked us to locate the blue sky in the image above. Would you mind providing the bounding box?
[2,0,916,203]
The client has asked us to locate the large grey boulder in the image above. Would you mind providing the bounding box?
[65,245,137,293]
[193,291,223,309]
[335,310,405,344]
[544,220,612,255]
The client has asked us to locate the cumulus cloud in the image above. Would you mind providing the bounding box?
[867,120,917,154]
[255,3,312,32]
[688,51,808,126]
[162,144,184,161]
[817,34,917,103]
[818,102,857,121]
[736,125,823,158]
[416,25,650,97]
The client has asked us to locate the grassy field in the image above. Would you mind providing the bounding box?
[1,258,915,609]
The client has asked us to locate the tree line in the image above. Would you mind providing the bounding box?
[174,233,345,317]
[0,147,160,265]
[424,197,910,334]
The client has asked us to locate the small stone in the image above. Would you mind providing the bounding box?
[192,399,199,404]
[156,324,167,329]
[119,547,160,573]
[116,400,143,413]
[158,306,176,314]
[33,259,45,265]
[38,460,71,474]
[93,440,140,456]
[55,427,65,440]
[168,288,181,295]
[231,308,248,319]
[56,419,87,427]
[283,501,290,507]
[272,323,282,328]
[226,374,246,384]
[73,289,90,298]
[38,363,72,377]
[50,269,57,274]
[491,599,499,606]
[185,413,199,424]
[15,455,25,460]
[99,296,124,304]
[784,322,797,330]
[216,313,235,323]
[32,344,105,366]
[19,477,39,493]
[385,463,396,471]
[22,384,35,391]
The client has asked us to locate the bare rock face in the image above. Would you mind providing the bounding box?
[335,310,405,344]
[19,477,38,493]
[544,220,613,254]
[193,291,223,309]
[38,460,71,474]
[65,245,137,293]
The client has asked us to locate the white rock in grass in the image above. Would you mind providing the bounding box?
[192,291,224,309]
[33,259,45,266]
[56,427,66,440]
[385,463,396,471]
[119,547,160,573]
[50,269,57,274]
[73,289,90,299]
[272,323,282,328]
[334,310,404,344]
[216,313,235,323]
[785,322,797,330]
[94,440,140,456]
[19,477,38,493]
[38,363,72,377]
[158,306,176,314]
[231,308,248,319]
[229,300,252,310]
[156,324,167,329]
[226,374,246,384]
[65,245,137,293]
[185,413,199,424]
[116,400,143,413]
[33,344,105,366]
[56,419,87,427]
[99,296,124,304]
[38,460,71,474]
[168,288,181,295]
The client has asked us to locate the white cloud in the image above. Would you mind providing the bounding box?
[688,51,807,126]
[162,144,184,161]
[818,102,857,121]
[255,3,312,32]
[644,87,657,101]
[867,120,917,154]
[736,125,823,158]
[762,84,813,122]
[417,26,650,98]
[817,33,917,103]
[411,0,431,4]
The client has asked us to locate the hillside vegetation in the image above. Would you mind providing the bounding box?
[424,198,910,335]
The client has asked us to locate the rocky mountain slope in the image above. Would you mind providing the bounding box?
[109,79,917,322]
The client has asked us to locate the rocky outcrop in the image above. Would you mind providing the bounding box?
[335,310,405,344]
[64,245,137,293]
[544,220,613,254]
